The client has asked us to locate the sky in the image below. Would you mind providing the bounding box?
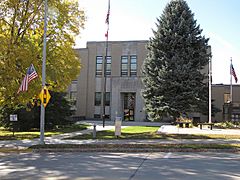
[76,0,240,84]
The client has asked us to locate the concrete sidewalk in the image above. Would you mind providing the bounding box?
[158,125,240,135]
[0,124,115,150]
[0,123,240,151]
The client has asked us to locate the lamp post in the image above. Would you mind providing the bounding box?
[208,48,212,124]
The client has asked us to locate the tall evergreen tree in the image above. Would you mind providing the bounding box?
[142,0,211,121]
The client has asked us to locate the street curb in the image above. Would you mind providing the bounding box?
[32,148,240,153]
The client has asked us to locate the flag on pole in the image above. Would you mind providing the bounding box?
[18,64,38,93]
[105,0,110,39]
[230,63,238,83]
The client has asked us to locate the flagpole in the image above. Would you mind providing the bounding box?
[40,0,48,145]
[102,0,110,127]
[208,54,212,124]
[102,40,108,128]
[230,57,233,102]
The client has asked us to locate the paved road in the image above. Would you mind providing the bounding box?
[0,152,239,180]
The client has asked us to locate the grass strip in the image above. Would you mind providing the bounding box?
[0,148,32,153]
[0,124,89,141]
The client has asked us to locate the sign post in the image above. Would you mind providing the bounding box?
[40,0,48,145]
[10,114,18,136]
[39,86,51,143]
[115,117,122,137]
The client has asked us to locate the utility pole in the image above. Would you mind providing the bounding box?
[40,0,48,145]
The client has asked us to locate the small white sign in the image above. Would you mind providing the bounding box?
[10,114,18,121]
[115,117,122,136]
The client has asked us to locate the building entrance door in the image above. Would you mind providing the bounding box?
[123,93,135,121]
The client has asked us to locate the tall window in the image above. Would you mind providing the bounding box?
[95,92,101,106]
[96,56,103,76]
[105,92,110,106]
[106,56,111,76]
[121,56,128,76]
[70,92,77,100]
[130,55,137,76]
[70,80,77,91]
[95,92,110,106]
[69,80,77,108]
[96,56,111,76]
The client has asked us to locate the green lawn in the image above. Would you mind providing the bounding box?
[66,126,240,140]
[2,124,240,141]
[0,124,89,140]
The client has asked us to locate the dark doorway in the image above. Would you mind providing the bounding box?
[123,93,135,121]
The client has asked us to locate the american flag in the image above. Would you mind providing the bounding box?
[230,64,238,83]
[105,0,110,39]
[18,64,38,93]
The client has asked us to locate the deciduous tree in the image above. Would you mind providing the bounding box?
[0,0,85,107]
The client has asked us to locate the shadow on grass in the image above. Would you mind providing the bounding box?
[0,124,89,141]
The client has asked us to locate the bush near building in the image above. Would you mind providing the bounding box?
[0,92,74,131]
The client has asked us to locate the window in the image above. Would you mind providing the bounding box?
[70,92,77,100]
[105,92,110,106]
[71,80,77,91]
[95,92,101,106]
[121,56,128,76]
[69,92,77,109]
[106,56,111,76]
[72,100,77,106]
[96,56,111,76]
[95,92,110,106]
[231,114,240,121]
[130,55,137,76]
[94,114,101,118]
[96,56,103,76]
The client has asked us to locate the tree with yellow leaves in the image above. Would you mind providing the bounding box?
[0,0,85,106]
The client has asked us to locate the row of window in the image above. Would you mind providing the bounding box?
[95,92,110,106]
[69,91,110,107]
[96,56,111,76]
[96,55,137,77]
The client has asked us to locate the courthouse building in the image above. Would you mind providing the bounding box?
[68,40,240,122]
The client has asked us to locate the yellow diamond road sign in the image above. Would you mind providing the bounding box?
[39,86,51,107]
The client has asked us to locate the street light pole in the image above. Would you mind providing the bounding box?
[208,57,212,123]
[208,49,212,124]
[40,0,48,145]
